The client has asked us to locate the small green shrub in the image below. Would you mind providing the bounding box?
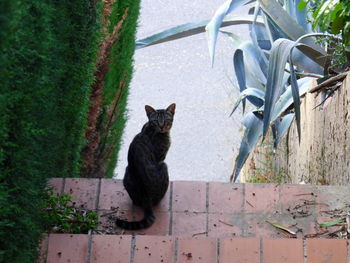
[44,191,98,234]
[299,0,350,66]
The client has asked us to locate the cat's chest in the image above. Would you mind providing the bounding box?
[150,135,170,161]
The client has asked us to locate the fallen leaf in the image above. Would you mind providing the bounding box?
[266,221,297,236]
[319,218,344,228]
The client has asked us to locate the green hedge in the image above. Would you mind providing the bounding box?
[82,0,140,178]
[0,1,101,261]
[101,0,140,178]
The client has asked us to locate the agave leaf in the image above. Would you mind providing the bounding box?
[249,3,271,53]
[240,110,260,127]
[271,113,295,148]
[233,49,247,113]
[223,32,266,89]
[258,40,271,50]
[289,64,301,143]
[263,36,324,138]
[290,48,324,74]
[258,0,327,66]
[247,4,269,76]
[136,15,262,49]
[288,33,330,141]
[258,0,306,39]
[220,30,243,47]
[223,32,267,84]
[205,0,252,65]
[260,12,284,42]
[239,41,268,84]
[233,49,266,111]
[271,77,313,121]
[291,32,333,75]
[265,14,291,41]
[231,112,263,182]
[284,0,312,33]
[230,87,265,116]
[294,0,313,33]
[263,38,295,137]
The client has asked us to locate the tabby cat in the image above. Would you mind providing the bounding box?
[116,103,176,230]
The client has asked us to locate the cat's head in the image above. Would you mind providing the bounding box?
[145,103,176,133]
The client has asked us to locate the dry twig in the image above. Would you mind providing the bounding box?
[309,71,348,93]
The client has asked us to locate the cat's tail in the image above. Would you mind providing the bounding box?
[116,205,155,230]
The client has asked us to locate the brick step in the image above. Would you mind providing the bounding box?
[43,178,350,262]
[40,234,350,262]
[49,178,350,238]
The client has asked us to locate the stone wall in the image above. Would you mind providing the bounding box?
[242,72,350,185]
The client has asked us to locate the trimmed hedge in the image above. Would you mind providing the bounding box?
[82,0,140,178]
[0,1,101,262]
[101,0,141,178]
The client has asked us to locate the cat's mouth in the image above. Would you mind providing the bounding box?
[159,129,168,133]
[159,125,172,133]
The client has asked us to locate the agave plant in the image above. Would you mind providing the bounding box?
[136,0,331,182]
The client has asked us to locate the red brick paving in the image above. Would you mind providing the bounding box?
[172,212,207,237]
[91,235,131,263]
[46,234,89,263]
[263,238,304,263]
[63,178,99,210]
[243,213,286,238]
[43,179,350,262]
[172,181,206,212]
[307,238,348,263]
[133,211,170,236]
[208,182,243,213]
[134,236,174,263]
[245,183,280,213]
[207,213,242,238]
[219,237,260,263]
[177,237,217,263]
[279,184,317,212]
[98,178,132,210]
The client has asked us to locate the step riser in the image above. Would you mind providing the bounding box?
[39,234,350,263]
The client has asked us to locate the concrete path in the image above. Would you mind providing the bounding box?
[114,0,251,182]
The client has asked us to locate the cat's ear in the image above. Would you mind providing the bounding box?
[166,103,176,115]
[145,105,155,116]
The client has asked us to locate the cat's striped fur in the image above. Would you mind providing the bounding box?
[116,103,175,230]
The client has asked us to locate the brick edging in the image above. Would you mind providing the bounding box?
[40,234,350,263]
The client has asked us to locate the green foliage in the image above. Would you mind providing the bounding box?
[0,1,101,262]
[97,0,141,178]
[299,0,350,63]
[44,191,98,234]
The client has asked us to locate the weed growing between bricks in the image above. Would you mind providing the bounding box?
[44,191,98,234]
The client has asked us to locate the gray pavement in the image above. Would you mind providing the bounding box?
[114,0,251,182]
